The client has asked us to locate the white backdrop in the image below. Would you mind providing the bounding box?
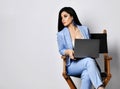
[0,0,120,89]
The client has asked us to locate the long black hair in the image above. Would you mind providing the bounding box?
[58,7,82,32]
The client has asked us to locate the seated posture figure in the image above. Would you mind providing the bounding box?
[57,7,104,89]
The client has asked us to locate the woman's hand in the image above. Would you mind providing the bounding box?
[65,49,75,60]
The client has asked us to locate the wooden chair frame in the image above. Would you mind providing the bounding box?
[61,30,112,89]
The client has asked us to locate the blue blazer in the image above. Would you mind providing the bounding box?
[57,25,90,66]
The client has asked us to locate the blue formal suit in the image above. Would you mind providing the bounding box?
[57,25,103,89]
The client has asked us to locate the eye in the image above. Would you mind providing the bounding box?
[64,15,67,18]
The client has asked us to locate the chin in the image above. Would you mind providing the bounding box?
[63,24,68,27]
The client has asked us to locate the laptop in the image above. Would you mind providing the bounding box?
[74,39,100,59]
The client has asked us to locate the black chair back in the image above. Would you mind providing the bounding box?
[90,33,108,53]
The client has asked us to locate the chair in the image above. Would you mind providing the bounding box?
[61,29,112,89]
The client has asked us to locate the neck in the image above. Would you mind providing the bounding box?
[68,23,77,31]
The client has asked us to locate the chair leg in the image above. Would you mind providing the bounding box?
[62,73,77,89]
[103,74,112,87]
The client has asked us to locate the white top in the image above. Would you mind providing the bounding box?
[72,33,84,47]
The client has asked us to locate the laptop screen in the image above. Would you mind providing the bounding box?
[74,39,100,59]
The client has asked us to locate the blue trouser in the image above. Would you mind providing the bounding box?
[67,57,103,89]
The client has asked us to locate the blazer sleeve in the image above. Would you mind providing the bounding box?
[57,32,66,55]
[86,27,91,39]
[84,26,90,39]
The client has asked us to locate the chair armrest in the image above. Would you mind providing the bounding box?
[61,55,67,76]
[104,53,112,60]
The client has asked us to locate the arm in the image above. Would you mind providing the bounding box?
[85,26,90,39]
[57,32,74,59]
[57,32,66,55]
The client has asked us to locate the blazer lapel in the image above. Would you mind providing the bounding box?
[77,25,87,39]
[64,27,73,49]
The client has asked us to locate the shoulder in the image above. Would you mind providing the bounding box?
[77,25,88,30]
[77,25,89,32]
[57,27,67,36]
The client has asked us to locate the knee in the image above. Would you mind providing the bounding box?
[81,70,90,81]
[86,57,96,67]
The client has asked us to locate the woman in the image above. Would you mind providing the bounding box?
[57,7,104,89]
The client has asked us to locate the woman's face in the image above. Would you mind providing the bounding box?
[61,11,73,27]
